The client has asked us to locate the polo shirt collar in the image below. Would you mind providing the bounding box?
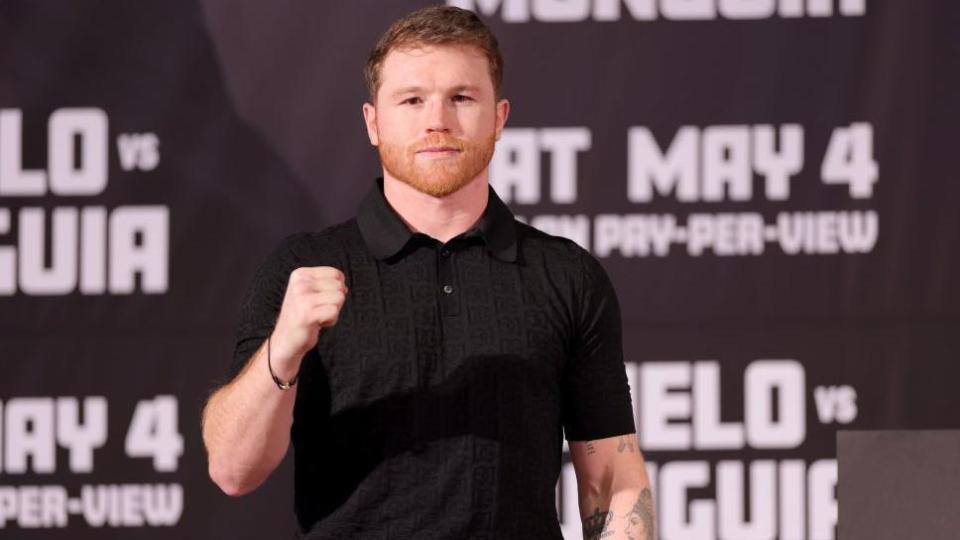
[357,177,518,263]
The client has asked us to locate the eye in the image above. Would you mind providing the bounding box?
[401,96,422,105]
[452,94,473,103]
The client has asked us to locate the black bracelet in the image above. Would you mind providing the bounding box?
[267,334,298,390]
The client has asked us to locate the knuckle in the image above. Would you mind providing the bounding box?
[289,283,307,298]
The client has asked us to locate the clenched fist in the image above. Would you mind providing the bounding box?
[270,266,347,368]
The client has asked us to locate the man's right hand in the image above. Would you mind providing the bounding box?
[203,267,347,497]
[270,266,347,372]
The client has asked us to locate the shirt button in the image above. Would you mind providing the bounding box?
[440,248,451,257]
[442,285,454,294]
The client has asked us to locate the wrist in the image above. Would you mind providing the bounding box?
[266,334,301,390]
[266,331,308,381]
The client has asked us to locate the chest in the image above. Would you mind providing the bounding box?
[313,246,574,413]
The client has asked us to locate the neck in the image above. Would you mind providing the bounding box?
[382,173,489,243]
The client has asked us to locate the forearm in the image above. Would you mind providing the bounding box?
[579,454,656,540]
[201,338,302,496]
[582,487,655,540]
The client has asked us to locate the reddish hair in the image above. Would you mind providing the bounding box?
[364,6,504,101]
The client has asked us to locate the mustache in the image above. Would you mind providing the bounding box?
[411,135,466,153]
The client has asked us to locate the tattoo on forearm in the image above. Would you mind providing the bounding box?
[586,440,597,455]
[582,507,615,539]
[617,435,636,453]
[624,488,656,540]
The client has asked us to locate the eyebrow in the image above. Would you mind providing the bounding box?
[391,86,424,98]
[390,85,482,98]
[449,85,481,94]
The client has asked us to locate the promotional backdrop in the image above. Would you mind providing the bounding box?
[1,1,958,538]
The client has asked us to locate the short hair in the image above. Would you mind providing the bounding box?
[364,6,504,102]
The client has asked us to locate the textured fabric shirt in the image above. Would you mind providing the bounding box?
[229,178,636,539]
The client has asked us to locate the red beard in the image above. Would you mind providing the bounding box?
[377,132,496,198]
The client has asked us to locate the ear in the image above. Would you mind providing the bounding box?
[362,102,379,146]
[494,98,510,141]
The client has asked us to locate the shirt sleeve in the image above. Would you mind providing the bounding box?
[225,234,303,381]
[561,248,636,441]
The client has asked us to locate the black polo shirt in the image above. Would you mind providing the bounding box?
[229,178,635,539]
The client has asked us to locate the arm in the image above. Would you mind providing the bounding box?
[570,433,656,540]
[201,337,301,496]
[201,266,346,496]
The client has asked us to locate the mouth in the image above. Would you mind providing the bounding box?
[416,146,461,157]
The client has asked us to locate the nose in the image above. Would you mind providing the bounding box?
[425,97,451,134]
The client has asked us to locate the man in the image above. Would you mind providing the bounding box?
[202,6,654,539]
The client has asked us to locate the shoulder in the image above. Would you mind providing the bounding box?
[515,220,604,273]
[514,220,617,299]
[253,219,360,278]
[273,219,360,259]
